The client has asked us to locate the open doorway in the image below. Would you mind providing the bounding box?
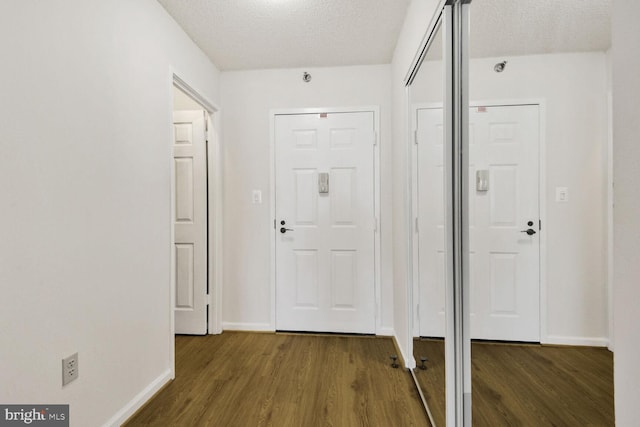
[170,77,222,348]
[172,86,209,334]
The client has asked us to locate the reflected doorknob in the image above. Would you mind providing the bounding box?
[520,228,536,236]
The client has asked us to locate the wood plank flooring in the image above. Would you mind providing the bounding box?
[125,332,429,426]
[413,339,614,426]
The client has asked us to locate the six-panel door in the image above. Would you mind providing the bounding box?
[275,112,376,334]
[417,104,540,341]
[173,110,208,335]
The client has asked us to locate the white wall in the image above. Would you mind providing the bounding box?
[414,52,610,345]
[174,86,206,111]
[612,0,640,424]
[390,0,441,366]
[219,65,393,333]
[0,1,220,425]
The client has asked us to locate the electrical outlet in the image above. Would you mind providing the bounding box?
[62,353,78,386]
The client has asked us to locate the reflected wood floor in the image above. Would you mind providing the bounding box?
[413,339,614,426]
[126,332,429,426]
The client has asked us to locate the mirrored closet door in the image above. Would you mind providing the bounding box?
[406,2,470,425]
[466,1,613,425]
[406,1,614,425]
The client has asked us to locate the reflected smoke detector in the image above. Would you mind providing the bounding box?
[494,61,507,73]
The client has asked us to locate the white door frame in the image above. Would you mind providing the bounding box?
[606,90,614,351]
[410,98,548,343]
[169,72,223,378]
[269,106,382,334]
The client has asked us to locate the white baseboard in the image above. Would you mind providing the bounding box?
[377,326,394,337]
[544,335,609,347]
[222,322,274,332]
[102,369,172,427]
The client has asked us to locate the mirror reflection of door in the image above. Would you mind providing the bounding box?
[417,103,541,342]
[410,1,613,425]
[467,104,540,341]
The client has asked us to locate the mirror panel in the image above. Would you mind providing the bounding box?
[466,0,613,424]
[408,1,614,424]
[409,17,447,426]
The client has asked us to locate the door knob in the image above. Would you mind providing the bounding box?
[280,227,294,234]
[520,228,536,236]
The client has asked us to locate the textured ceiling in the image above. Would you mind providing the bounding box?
[470,0,611,58]
[157,0,411,71]
[425,0,611,61]
[158,0,611,71]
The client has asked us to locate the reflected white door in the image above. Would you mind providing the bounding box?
[417,104,540,341]
[416,107,447,338]
[173,110,208,335]
[275,112,376,334]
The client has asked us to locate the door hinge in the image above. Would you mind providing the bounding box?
[415,217,419,233]
[206,294,212,305]
[373,131,378,146]
[274,219,276,230]
[539,219,542,230]
[414,129,419,145]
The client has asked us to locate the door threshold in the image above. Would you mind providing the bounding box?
[276,330,376,338]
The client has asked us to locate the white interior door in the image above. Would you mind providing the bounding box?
[417,104,540,341]
[275,111,376,334]
[173,110,208,335]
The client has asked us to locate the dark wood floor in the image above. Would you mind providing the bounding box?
[413,339,614,426]
[126,332,429,426]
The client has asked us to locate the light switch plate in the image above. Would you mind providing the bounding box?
[252,190,262,205]
[556,187,569,202]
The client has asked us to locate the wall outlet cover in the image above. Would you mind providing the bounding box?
[62,353,78,386]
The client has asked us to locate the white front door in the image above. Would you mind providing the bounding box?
[275,111,376,334]
[173,110,208,335]
[417,104,540,341]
